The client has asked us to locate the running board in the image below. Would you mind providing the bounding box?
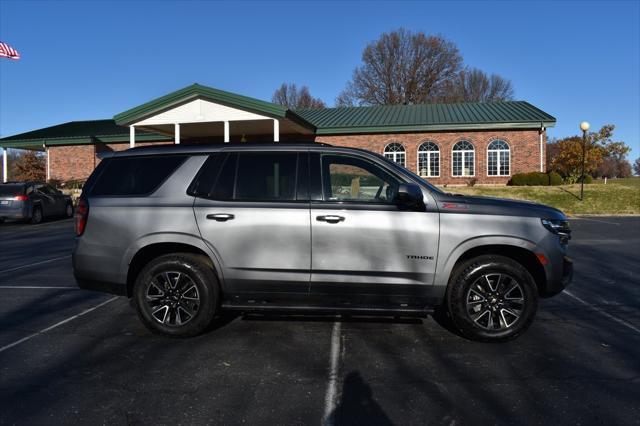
[221,302,433,317]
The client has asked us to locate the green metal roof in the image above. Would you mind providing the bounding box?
[293,101,555,135]
[0,120,170,149]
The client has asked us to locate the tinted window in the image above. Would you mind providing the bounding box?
[0,184,25,196]
[90,155,186,196]
[321,155,400,203]
[187,154,220,197]
[210,153,237,200]
[37,185,57,195]
[235,153,297,201]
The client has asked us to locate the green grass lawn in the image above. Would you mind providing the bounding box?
[442,177,640,215]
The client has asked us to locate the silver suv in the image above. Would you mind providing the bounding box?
[72,143,572,342]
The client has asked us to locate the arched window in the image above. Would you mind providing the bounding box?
[487,140,510,176]
[383,142,406,167]
[417,142,440,177]
[452,140,475,177]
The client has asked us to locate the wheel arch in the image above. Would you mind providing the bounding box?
[438,238,547,296]
[124,237,224,297]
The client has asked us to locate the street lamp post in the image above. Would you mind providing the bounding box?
[579,121,590,201]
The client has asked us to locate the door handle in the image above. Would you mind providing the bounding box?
[316,215,345,224]
[206,213,235,222]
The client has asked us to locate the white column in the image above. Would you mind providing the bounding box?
[539,127,545,172]
[273,119,279,142]
[46,147,50,181]
[224,121,230,143]
[130,125,136,148]
[174,123,181,144]
[2,148,7,183]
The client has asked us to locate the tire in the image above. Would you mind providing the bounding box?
[30,206,43,224]
[65,203,74,218]
[133,253,219,337]
[446,255,538,342]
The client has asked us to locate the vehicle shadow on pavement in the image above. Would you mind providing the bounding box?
[327,371,393,426]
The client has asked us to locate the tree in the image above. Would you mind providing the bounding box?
[272,83,325,109]
[548,124,631,183]
[336,29,463,106]
[0,148,21,181]
[13,150,46,181]
[634,157,640,176]
[596,157,632,178]
[439,67,514,103]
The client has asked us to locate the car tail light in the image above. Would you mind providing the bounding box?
[75,198,89,236]
[13,195,28,201]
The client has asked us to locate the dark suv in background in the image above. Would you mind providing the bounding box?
[73,143,573,342]
[0,182,74,224]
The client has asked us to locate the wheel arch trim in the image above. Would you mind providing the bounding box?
[122,233,225,296]
[435,236,547,289]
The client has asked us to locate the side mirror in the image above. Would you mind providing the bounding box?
[394,183,426,211]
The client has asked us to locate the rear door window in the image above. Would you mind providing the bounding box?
[235,152,298,201]
[89,155,186,196]
[198,151,305,202]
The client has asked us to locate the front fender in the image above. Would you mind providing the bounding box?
[434,235,542,289]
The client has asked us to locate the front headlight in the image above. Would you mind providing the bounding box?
[541,219,571,243]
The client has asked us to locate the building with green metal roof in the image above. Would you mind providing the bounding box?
[0,83,555,185]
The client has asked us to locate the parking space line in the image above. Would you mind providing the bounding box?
[564,290,640,335]
[0,286,78,289]
[0,296,118,354]
[0,255,71,274]
[322,321,342,426]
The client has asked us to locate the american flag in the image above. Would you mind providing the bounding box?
[0,42,20,60]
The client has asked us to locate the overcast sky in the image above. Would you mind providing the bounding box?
[1,0,638,159]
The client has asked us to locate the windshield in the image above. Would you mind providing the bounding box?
[0,184,25,196]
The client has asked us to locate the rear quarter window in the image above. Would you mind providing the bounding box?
[0,184,25,196]
[89,155,186,196]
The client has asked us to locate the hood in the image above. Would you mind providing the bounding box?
[435,192,566,220]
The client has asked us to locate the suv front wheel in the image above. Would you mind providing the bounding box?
[133,253,220,337]
[447,255,538,342]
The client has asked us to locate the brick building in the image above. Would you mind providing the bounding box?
[0,83,556,185]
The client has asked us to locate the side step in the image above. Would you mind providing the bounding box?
[221,302,433,317]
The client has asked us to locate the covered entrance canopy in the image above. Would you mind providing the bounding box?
[114,84,315,147]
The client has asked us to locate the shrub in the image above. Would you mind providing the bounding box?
[466,178,477,187]
[548,171,563,186]
[509,172,563,186]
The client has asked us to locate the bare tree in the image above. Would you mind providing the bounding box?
[272,83,326,109]
[336,29,463,106]
[439,68,514,103]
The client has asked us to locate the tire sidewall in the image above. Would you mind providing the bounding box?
[447,256,538,342]
[30,206,43,224]
[134,254,218,337]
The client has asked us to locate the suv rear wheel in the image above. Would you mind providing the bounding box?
[30,206,43,224]
[447,255,538,342]
[133,253,219,337]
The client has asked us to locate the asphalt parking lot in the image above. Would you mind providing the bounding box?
[1,216,639,425]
